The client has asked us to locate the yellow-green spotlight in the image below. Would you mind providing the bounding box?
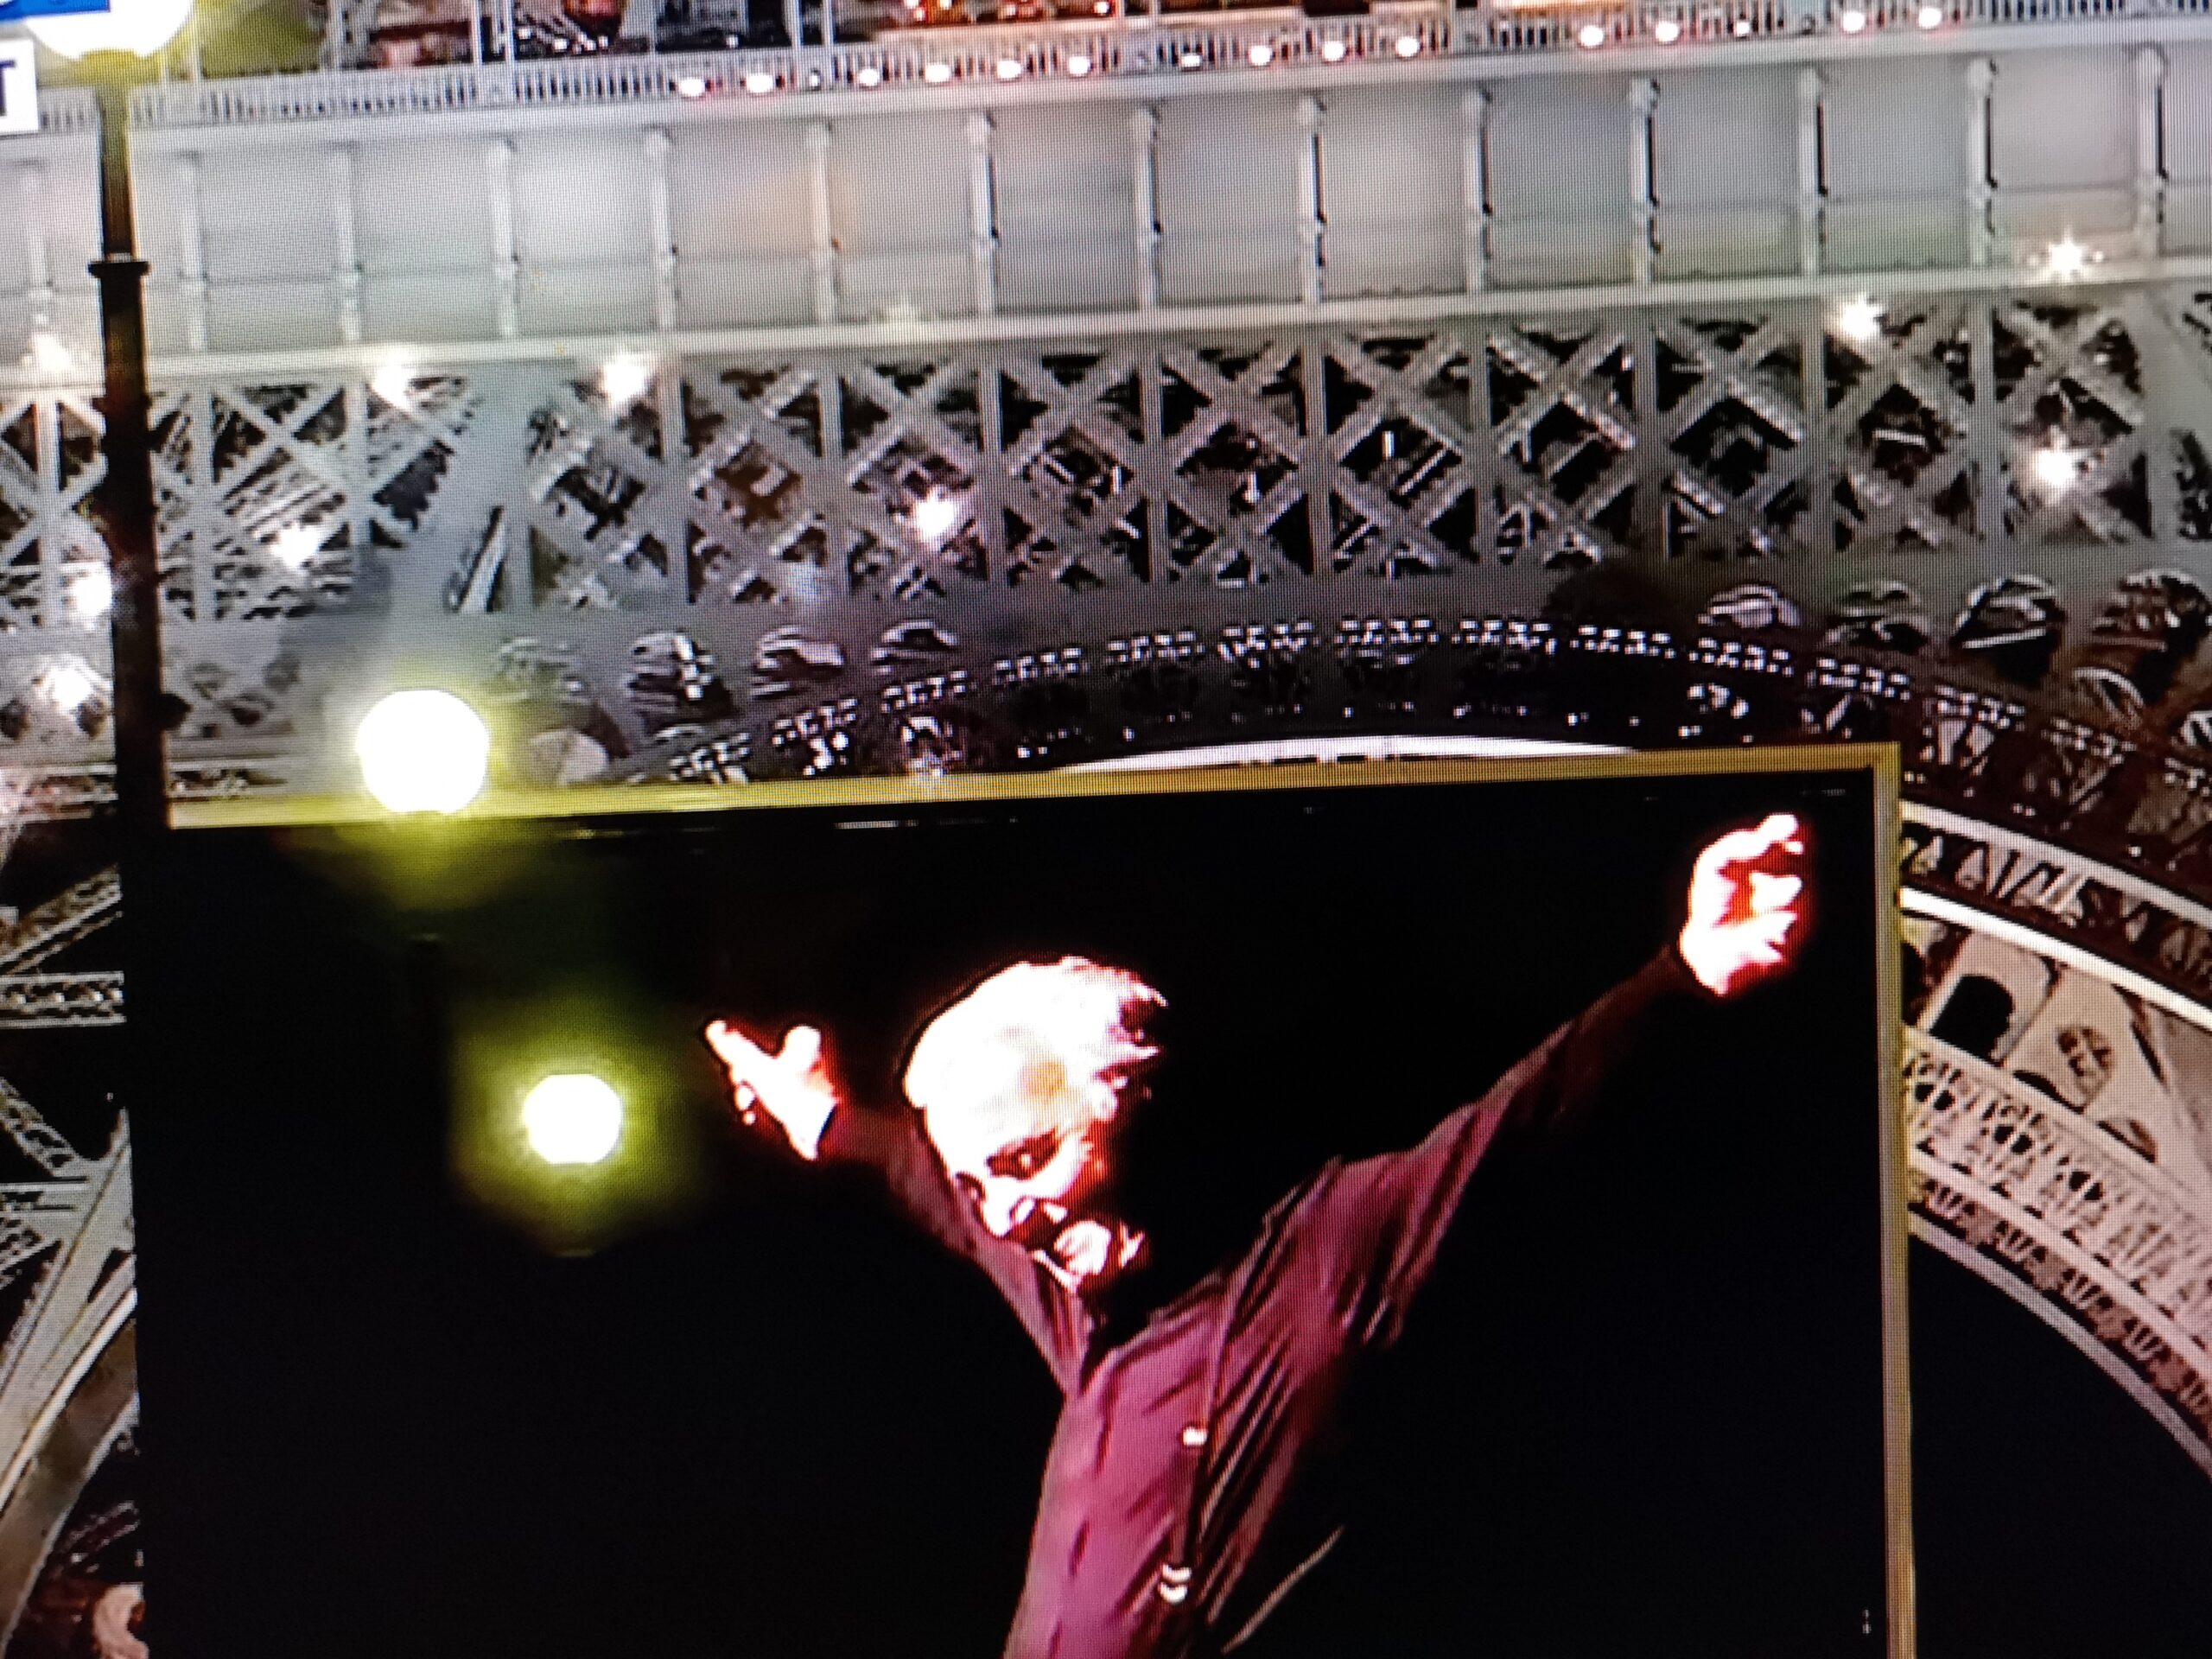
[521,1073,625,1166]
[355,689,491,815]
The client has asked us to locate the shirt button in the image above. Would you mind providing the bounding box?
[1180,1423,1208,1448]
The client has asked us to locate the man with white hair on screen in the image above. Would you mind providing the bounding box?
[705,812,1808,1659]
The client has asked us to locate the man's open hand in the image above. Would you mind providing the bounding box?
[703,1020,841,1160]
[1679,812,1808,997]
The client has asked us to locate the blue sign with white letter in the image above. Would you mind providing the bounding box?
[0,0,111,17]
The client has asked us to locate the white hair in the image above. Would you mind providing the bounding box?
[903,957,1166,1131]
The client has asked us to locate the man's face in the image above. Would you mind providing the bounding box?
[921,1049,1128,1288]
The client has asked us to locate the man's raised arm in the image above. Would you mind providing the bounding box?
[1309,813,1810,1351]
[702,1020,1085,1388]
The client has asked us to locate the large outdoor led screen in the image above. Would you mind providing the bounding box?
[130,749,1909,1659]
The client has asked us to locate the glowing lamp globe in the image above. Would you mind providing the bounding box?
[355,689,491,815]
[522,1074,625,1166]
[28,0,196,60]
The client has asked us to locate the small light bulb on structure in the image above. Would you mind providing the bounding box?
[1838,7,1867,30]
[371,363,416,410]
[1393,33,1421,56]
[744,71,777,95]
[2031,442,2082,494]
[2044,236,2092,279]
[63,565,111,622]
[25,332,74,378]
[1732,16,1751,34]
[925,61,954,83]
[912,489,963,545]
[995,57,1023,79]
[600,353,653,411]
[42,663,98,715]
[856,65,882,87]
[271,524,323,571]
[1248,41,1273,66]
[1577,22,1605,48]
[1916,3,1943,25]
[522,1074,625,1166]
[1834,296,1885,345]
[1320,37,1347,60]
[675,74,708,98]
[1653,17,1681,41]
[1067,54,1092,75]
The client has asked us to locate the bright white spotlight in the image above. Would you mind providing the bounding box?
[25,332,75,378]
[522,1074,624,1166]
[924,60,954,83]
[63,564,111,622]
[1834,296,1885,345]
[600,353,653,410]
[1066,53,1092,75]
[1178,48,1202,67]
[856,65,883,87]
[371,362,416,410]
[1916,3,1942,24]
[27,0,193,58]
[41,662,98,715]
[355,689,492,815]
[911,488,962,544]
[1248,41,1274,66]
[1838,7,1866,29]
[1577,22,1605,47]
[2044,235,2091,279]
[1732,14,1752,32]
[270,523,323,570]
[1654,17,1681,41]
[1320,37,1347,60]
[675,73,709,98]
[2031,441,2082,494]
[1393,32,1421,56]
[995,56,1024,79]
[744,70,777,95]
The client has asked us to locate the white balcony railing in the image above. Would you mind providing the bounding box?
[17,0,2209,136]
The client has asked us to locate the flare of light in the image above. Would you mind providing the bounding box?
[856,65,883,86]
[371,362,417,410]
[1392,33,1421,56]
[1320,37,1347,60]
[270,523,323,571]
[355,689,491,815]
[42,663,98,715]
[995,57,1024,79]
[63,565,111,621]
[2044,235,2091,279]
[924,60,954,83]
[1247,41,1273,66]
[2031,441,2082,494]
[743,71,777,95]
[1577,22,1605,47]
[675,74,708,98]
[522,1074,625,1166]
[911,489,962,545]
[1916,3,1943,24]
[1067,53,1092,75]
[25,332,74,378]
[1732,14,1752,33]
[1838,7,1867,29]
[1178,48,1202,67]
[1834,296,1885,345]
[1653,17,1681,41]
[600,353,653,410]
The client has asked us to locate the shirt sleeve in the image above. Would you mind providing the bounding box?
[816,1099,1088,1392]
[1309,946,1698,1351]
